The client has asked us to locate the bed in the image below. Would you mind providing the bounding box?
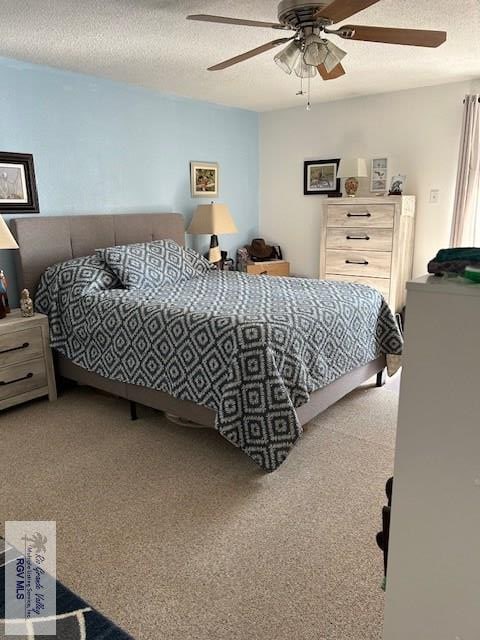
[11,213,401,471]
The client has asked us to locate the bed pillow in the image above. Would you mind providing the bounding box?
[35,254,122,316]
[96,240,211,290]
[184,247,213,274]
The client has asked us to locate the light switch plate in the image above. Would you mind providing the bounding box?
[430,189,440,204]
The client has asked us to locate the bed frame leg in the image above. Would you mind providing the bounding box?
[376,369,387,388]
[130,401,138,421]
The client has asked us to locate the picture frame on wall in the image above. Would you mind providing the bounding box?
[0,152,39,213]
[304,159,341,196]
[370,157,388,193]
[190,161,219,198]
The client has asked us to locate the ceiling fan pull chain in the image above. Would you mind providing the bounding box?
[306,75,311,111]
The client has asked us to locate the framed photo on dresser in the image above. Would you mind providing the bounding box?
[0,152,39,213]
[304,159,341,196]
[370,157,388,193]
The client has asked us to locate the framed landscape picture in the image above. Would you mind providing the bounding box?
[304,159,341,196]
[0,152,39,213]
[190,161,219,198]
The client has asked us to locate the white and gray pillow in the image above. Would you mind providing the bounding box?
[96,240,211,290]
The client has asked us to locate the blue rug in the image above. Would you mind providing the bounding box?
[1,537,134,639]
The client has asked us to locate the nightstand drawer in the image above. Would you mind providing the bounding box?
[326,227,393,252]
[327,204,395,228]
[326,274,391,299]
[0,358,47,401]
[326,249,392,278]
[0,327,44,366]
[246,261,290,277]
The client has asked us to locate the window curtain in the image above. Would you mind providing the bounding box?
[450,95,480,247]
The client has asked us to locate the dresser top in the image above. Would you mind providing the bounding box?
[408,275,480,298]
[0,309,48,332]
[327,195,415,205]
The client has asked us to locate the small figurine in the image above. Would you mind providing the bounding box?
[20,289,34,317]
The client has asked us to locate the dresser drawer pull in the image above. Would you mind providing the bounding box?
[345,259,369,266]
[347,212,371,218]
[0,372,34,387]
[0,341,30,355]
[346,235,370,241]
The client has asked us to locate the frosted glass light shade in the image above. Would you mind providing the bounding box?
[323,41,347,73]
[294,57,317,79]
[187,204,238,236]
[337,158,369,178]
[274,40,301,75]
[303,35,328,66]
[0,216,18,249]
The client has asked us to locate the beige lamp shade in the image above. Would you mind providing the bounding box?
[187,204,238,236]
[0,216,19,249]
[337,158,368,178]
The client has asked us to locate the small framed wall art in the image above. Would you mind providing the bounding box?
[190,161,219,198]
[370,157,388,193]
[0,152,39,213]
[304,159,341,196]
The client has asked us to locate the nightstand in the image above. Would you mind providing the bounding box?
[0,310,57,410]
[246,260,290,277]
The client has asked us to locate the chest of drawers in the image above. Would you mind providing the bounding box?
[320,196,416,311]
[0,310,57,410]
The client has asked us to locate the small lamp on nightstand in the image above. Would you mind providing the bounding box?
[0,215,18,318]
[338,158,368,197]
[188,203,238,264]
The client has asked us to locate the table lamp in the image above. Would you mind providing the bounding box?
[338,158,368,197]
[0,215,19,318]
[188,203,238,263]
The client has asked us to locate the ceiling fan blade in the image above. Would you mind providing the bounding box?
[317,62,346,80]
[187,14,289,30]
[315,0,382,23]
[208,38,292,71]
[335,24,447,47]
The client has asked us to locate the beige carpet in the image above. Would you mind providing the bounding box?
[0,377,399,640]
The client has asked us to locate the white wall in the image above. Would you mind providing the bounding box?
[260,80,475,278]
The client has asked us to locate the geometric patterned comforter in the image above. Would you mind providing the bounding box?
[36,260,402,471]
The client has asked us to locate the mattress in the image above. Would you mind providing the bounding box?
[36,262,402,471]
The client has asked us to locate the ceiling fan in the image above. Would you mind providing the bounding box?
[187,0,447,85]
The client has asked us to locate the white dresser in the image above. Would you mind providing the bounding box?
[384,276,480,640]
[320,196,416,311]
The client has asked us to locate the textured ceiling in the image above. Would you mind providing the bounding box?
[1,0,479,111]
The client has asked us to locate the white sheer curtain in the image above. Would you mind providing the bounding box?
[450,95,480,247]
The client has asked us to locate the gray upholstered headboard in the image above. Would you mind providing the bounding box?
[11,213,185,295]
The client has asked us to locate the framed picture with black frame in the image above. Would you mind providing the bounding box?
[0,152,39,213]
[304,159,341,197]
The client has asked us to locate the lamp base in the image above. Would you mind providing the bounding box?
[208,235,221,264]
[345,177,359,197]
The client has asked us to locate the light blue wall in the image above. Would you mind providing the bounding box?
[0,57,259,303]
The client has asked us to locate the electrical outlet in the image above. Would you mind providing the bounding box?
[430,189,440,204]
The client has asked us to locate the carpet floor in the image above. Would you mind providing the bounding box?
[0,376,400,640]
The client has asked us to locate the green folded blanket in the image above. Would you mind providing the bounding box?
[435,247,480,262]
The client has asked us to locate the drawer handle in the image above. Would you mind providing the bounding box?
[346,259,369,266]
[0,372,33,386]
[259,271,268,275]
[347,212,371,218]
[346,235,370,241]
[0,341,30,355]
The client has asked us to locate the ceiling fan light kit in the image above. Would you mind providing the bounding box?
[188,0,446,109]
